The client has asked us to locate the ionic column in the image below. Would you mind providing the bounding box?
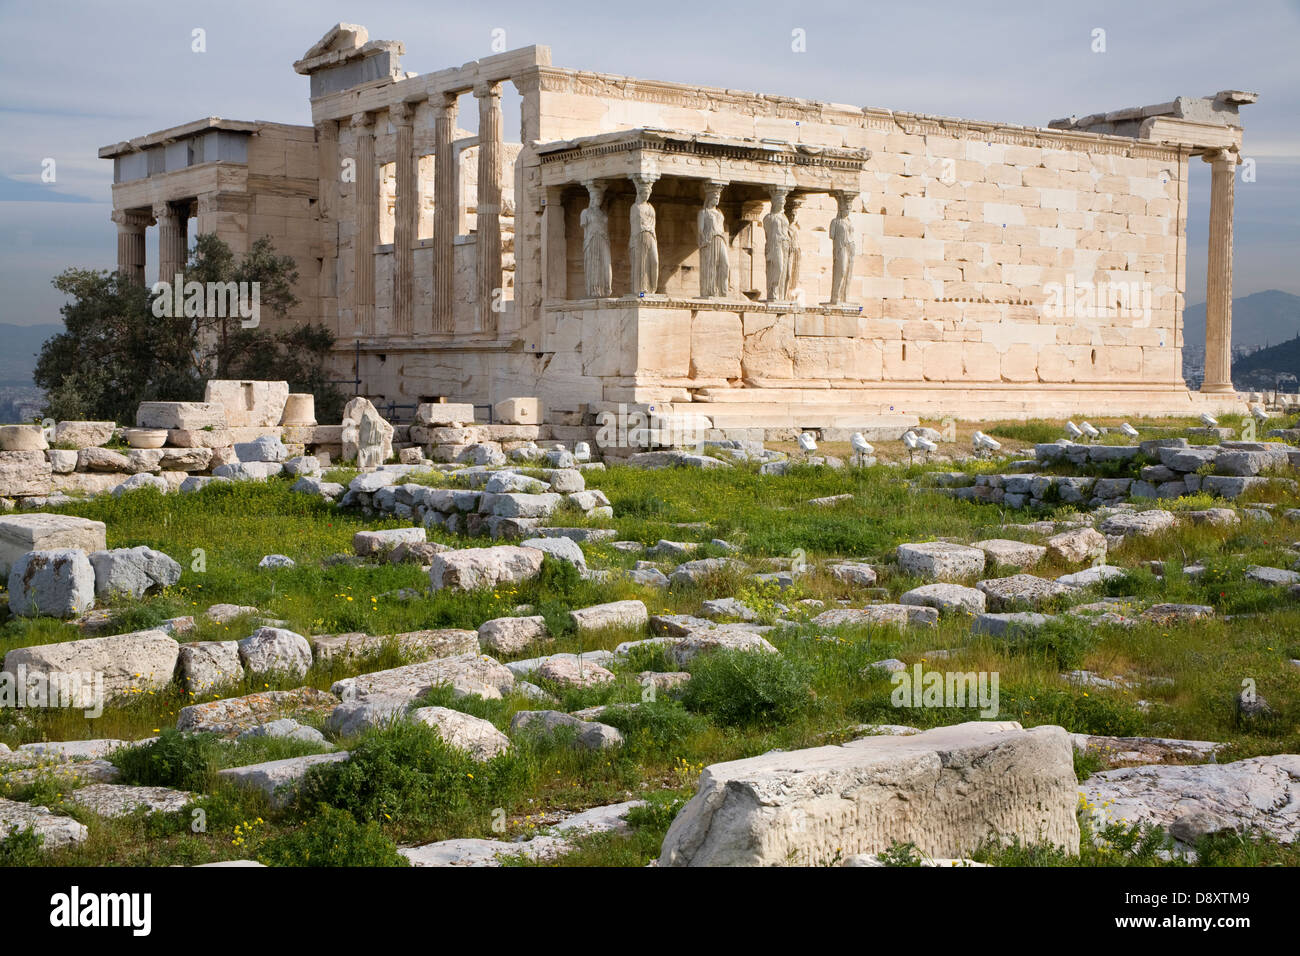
[475,81,504,335]
[391,102,416,336]
[432,94,458,333]
[1201,148,1237,394]
[112,209,149,285]
[153,201,187,284]
[352,112,376,337]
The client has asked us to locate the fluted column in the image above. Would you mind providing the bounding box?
[153,201,186,284]
[475,82,504,335]
[391,102,416,336]
[1201,148,1237,394]
[112,209,149,285]
[432,94,458,333]
[351,112,376,337]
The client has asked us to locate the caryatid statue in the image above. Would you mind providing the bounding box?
[580,180,612,297]
[785,193,804,300]
[697,181,729,298]
[628,175,659,295]
[763,185,793,302]
[829,191,857,304]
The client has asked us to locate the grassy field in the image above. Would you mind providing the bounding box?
[2,413,1298,866]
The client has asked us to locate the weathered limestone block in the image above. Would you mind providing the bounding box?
[217,752,350,809]
[829,562,878,586]
[410,706,512,760]
[7,548,96,618]
[1045,527,1107,564]
[537,655,616,688]
[353,527,426,557]
[88,546,182,599]
[167,426,234,448]
[341,397,395,469]
[309,629,478,665]
[517,535,585,570]
[238,627,313,679]
[1098,510,1177,538]
[812,605,939,628]
[158,447,213,471]
[77,447,131,472]
[3,629,178,703]
[973,539,1047,570]
[46,449,77,474]
[977,574,1074,611]
[509,710,624,750]
[325,693,412,736]
[429,546,545,592]
[659,722,1079,866]
[477,616,550,655]
[0,450,53,498]
[899,583,986,615]
[896,542,985,581]
[1080,755,1300,845]
[331,653,515,703]
[0,798,87,849]
[177,641,244,694]
[569,599,649,632]
[671,626,779,666]
[493,397,540,425]
[234,435,289,463]
[71,783,194,818]
[136,401,226,430]
[0,425,47,451]
[416,402,476,426]
[204,380,290,428]
[175,687,337,735]
[0,514,105,577]
[53,421,116,448]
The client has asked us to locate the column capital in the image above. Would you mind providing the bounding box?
[1202,147,1239,166]
[473,80,503,100]
[151,201,176,221]
[389,101,412,126]
[112,209,152,229]
[350,111,372,130]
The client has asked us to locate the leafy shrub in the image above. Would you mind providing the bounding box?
[0,826,44,865]
[112,729,217,791]
[600,701,707,757]
[299,722,531,840]
[681,649,813,727]
[257,804,408,867]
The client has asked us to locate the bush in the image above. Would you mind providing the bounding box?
[257,804,408,867]
[600,701,707,757]
[299,722,531,840]
[112,729,217,791]
[0,826,44,865]
[681,649,813,727]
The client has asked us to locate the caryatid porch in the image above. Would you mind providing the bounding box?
[536,129,869,307]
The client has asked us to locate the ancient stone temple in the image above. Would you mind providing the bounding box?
[101,22,1255,433]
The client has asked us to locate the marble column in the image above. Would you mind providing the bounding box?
[153,201,187,284]
[351,112,376,337]
[112,209,149,285]
[474,82,504,335]
[391,102,416,336]
[432,94,458,333]
[1201,148,1237,394]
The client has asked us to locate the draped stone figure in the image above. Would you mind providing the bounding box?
[763,185,792,302]
[580,181,612,297]
[785,194,804,299]
[697,181,729,298]
[829,191,857,304]
[629,175,659,295]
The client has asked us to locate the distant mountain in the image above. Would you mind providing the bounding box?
[1184,290,1300,350]
[0,323,61,387]
[1232,334,1300,390]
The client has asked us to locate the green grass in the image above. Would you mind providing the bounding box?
[3,442,1300,866]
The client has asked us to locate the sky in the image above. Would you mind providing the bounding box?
[1,0,1298,326]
